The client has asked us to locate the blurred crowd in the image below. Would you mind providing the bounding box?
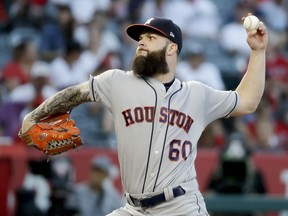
[15,155,125,216]
[0,0,288,153]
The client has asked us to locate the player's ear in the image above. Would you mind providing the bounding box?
[167,43,178,56]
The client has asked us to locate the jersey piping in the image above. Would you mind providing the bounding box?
[90,77,97,102]
[225,91,238,118]
[141,78,158,193]
[152,83,183,191]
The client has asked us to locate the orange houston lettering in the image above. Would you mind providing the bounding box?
[122,106,194,133]
[122,109,135,126]
[134,107,144,123]
[168,109,179,126]
[144,106,155,122]
[183,115,194,133]
[159,107,194,133]
[176,112,186,128]
[159,107,168,123]
[122,106,155,127]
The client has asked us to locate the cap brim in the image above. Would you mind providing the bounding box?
[126,24,168,41]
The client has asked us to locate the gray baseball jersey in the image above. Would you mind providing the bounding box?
[89,69,238,195]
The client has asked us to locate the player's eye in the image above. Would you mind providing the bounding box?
[139,34,156,41]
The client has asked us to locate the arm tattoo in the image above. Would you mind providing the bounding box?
[30,84,91,122]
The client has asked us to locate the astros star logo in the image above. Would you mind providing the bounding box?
[145,18,155,25]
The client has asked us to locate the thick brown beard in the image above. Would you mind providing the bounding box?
[132,46,169,78]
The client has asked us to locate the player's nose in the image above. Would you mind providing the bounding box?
[138,39,145,47]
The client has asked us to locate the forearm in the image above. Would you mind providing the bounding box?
[24,81,91,124]
[235,50,266,114]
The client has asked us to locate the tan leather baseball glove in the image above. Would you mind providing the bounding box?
[18,113,83,156]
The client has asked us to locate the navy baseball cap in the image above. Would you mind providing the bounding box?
[126,18,183,53]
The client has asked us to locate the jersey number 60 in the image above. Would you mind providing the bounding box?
[169,139,192,161]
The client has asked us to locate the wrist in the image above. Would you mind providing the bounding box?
[250,49,266,57]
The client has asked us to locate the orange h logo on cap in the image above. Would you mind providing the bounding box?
[145,18,155,25]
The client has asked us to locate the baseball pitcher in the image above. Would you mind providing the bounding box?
[20,14,268,215]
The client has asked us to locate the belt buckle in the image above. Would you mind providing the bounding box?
[133,198,143,207]
[133,195,152,208]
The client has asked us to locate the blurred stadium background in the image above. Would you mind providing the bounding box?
[0,0,288,216]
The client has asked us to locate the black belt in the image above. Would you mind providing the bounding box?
[129,186,186,208]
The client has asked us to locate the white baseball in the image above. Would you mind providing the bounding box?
[243,15,260,31]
